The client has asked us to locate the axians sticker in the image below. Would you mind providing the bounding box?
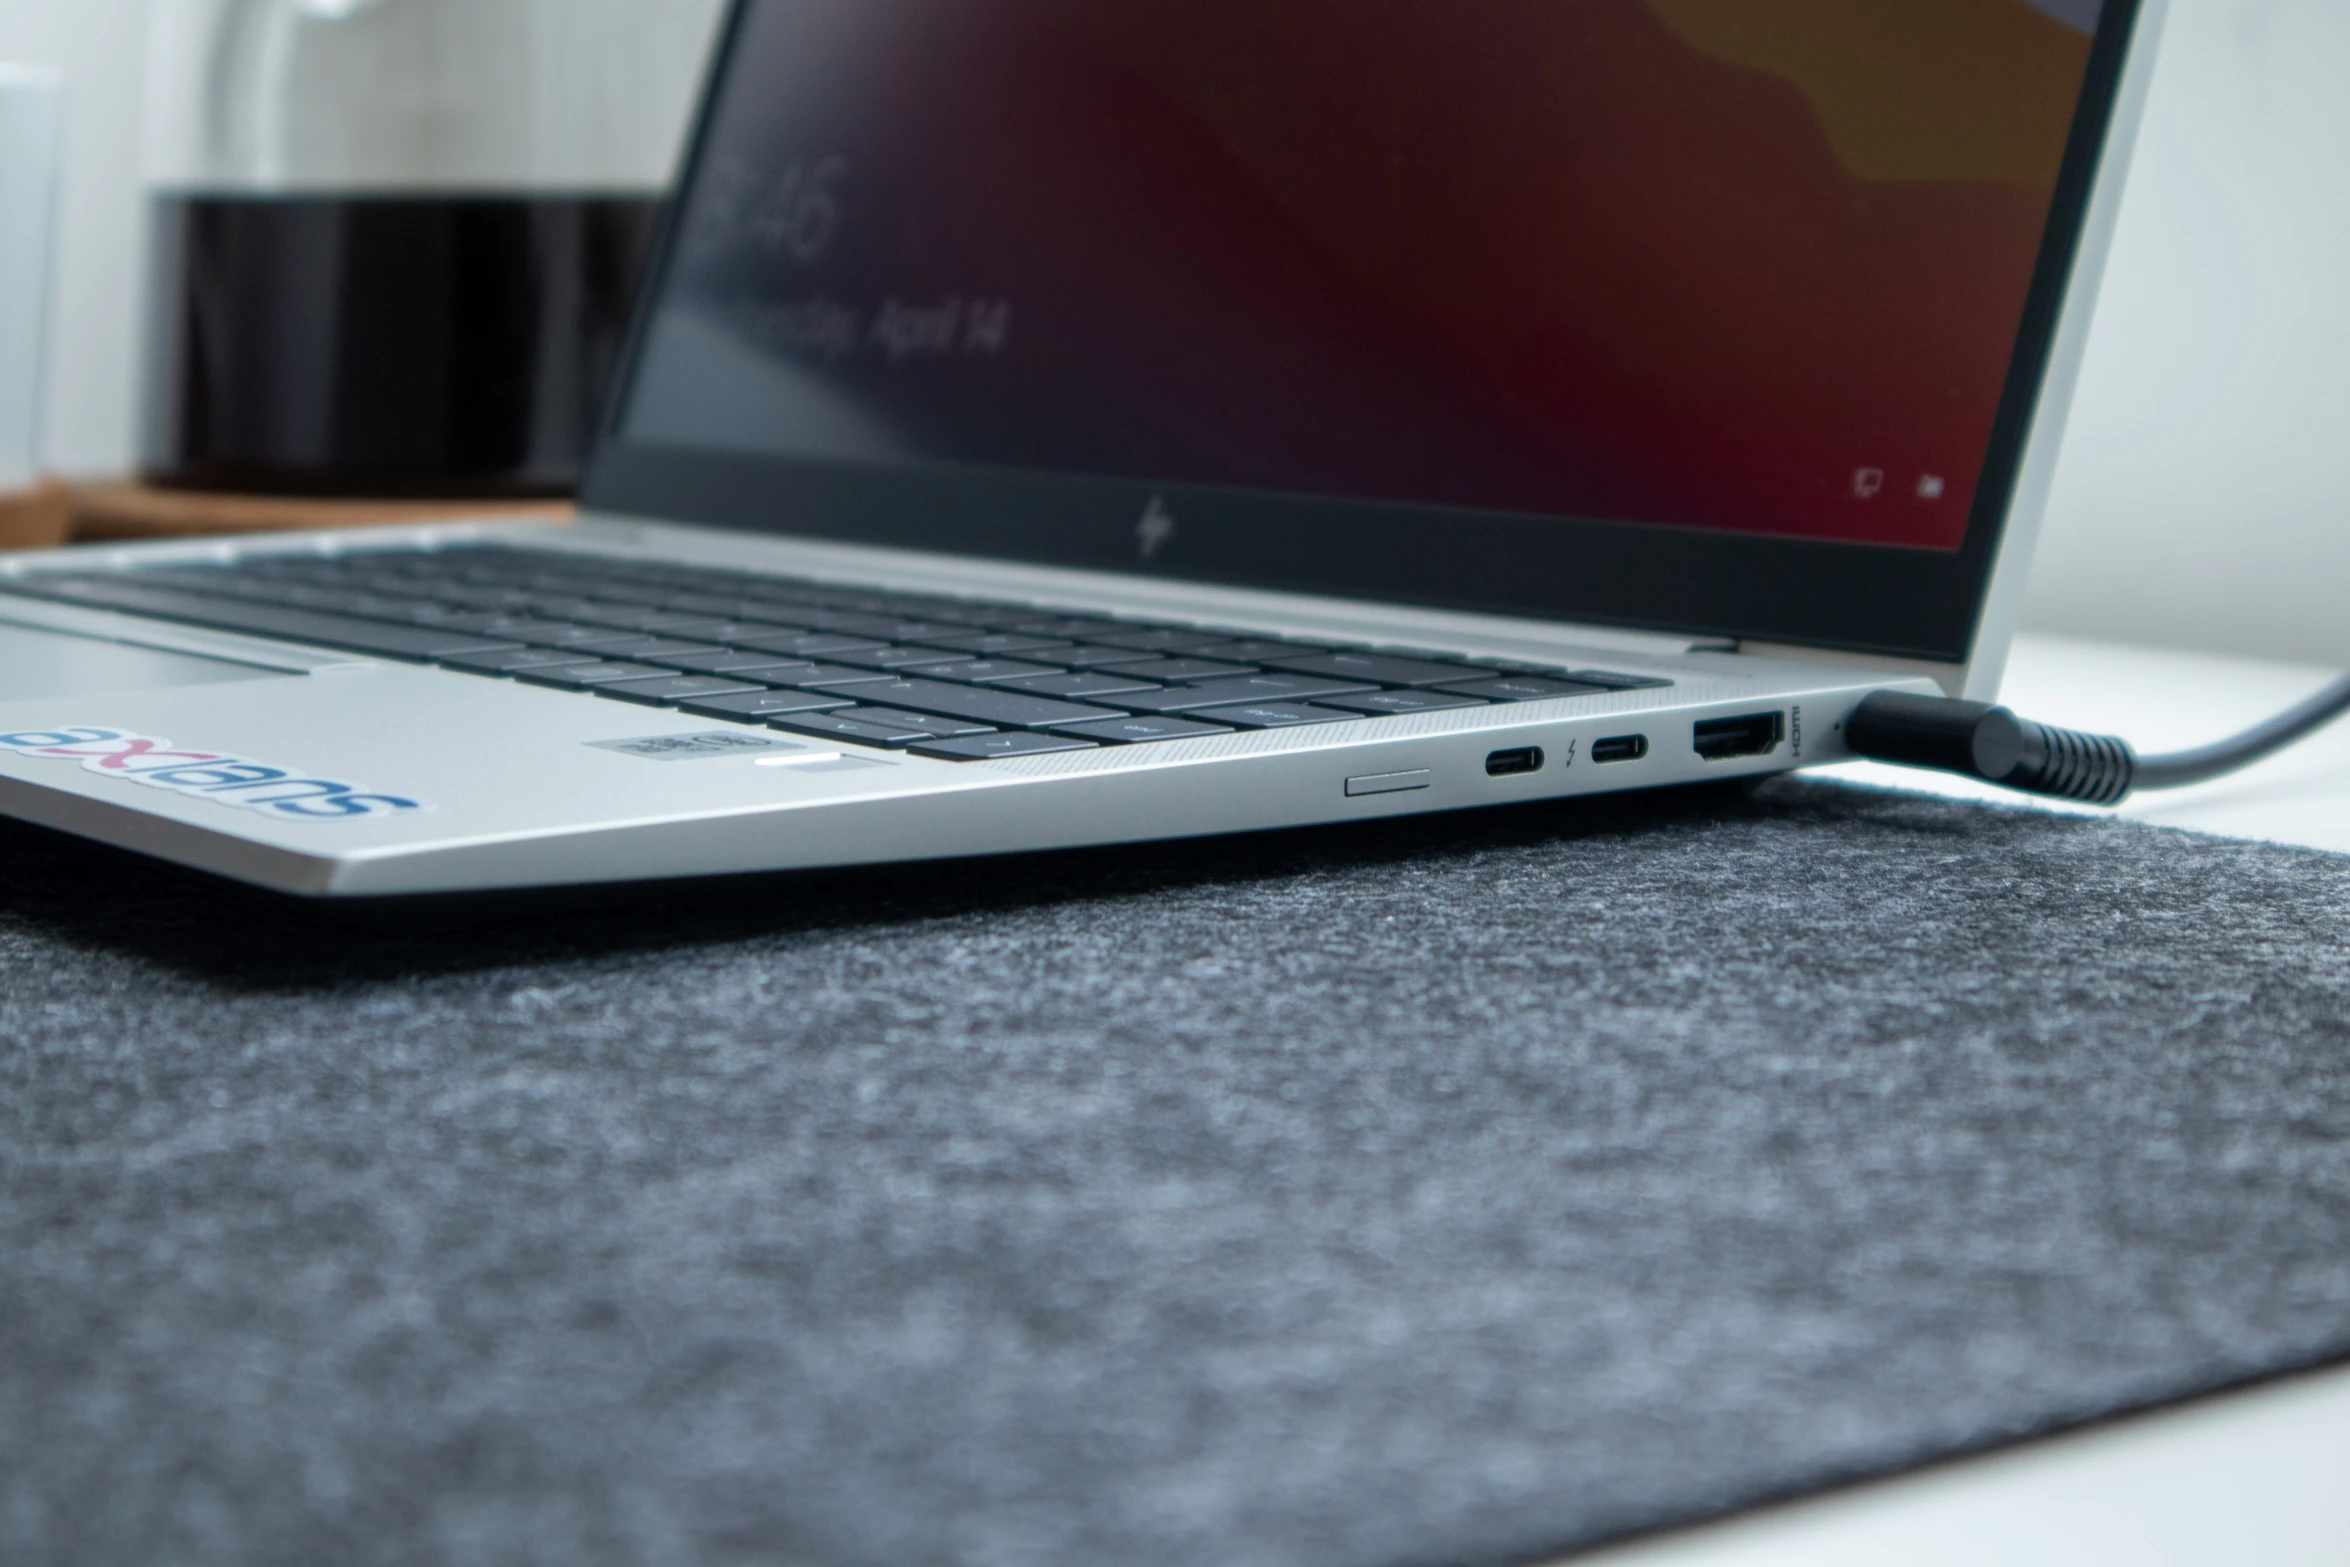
[0,727,424,821]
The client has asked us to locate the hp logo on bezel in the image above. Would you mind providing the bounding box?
[1136,495,1177,560]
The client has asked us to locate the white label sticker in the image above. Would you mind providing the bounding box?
[588,731,813,762]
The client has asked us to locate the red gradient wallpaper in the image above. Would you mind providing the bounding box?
[631,0,2103,549]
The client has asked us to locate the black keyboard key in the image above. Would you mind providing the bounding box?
[319,556,428,578]
[702,617,820,640]
[467,591,567,617]
[88,562,271,590]
[324,583,434,611]
[655,650,820,677]
[565,637,731,666]
[795,612,941,639]
[169,570,291,594]
[13,577,523,661]
[1052,644,1166,669]
[652,592,768,617]
[440,647,604,674]
[914,658,1070,686]
[1055,715,1234,745]
[834,707,998,739]
[400,610,561,637]
[1088,627,1208,652]
[515,623,643,650]
[1138,633,1269,658]
[1261,650,1474,687]
[1177,638,1338,663]
[402,604,550,629]
[1185,702,1358,731]
[1314,690,1493,716]
[734,585,833,611]
[913,631,1077,657]
[721,608,822,634]
[988,614,1129,638]
[908,732,1101,761]
[145,573,329,610]
[511,594,617,622]
[512,661,675,690]
[863,619,978,643]
[763,663,898,689]
[359,592,472,619]
[1461,658,1575,676]
[595,676,775,708]
[573,582,674,607]
[892,597,996,619]
[1110,657,1260,683]
[765,711,955,748]
[995,670,1162,700]
[826,644,972,673]
[263,586,405,616]
[884,600,1000,627]
[678,689,855,721]
[728,630,890,659]
[836,679,1127,732]
[1117,674,1378,713]
[559,603,685,631]
[627,614,775,640]
[285,562,396,586]
[1432,675,1611,702]
[1570,669,1676,691]
[796,592,900,616]
[774,593,893,618]
[636,606,764,628]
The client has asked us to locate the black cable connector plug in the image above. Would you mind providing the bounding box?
[1845,693,2136,803]
[1845,675,2350,806]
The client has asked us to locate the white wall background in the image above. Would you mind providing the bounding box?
[0,0,148,481]
[2022,0,2350,666]
[3,0,2347,666]
[146,0,724,191]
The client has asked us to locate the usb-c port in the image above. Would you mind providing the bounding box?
[1592,735,1648,764]
[1486,747,1545,778]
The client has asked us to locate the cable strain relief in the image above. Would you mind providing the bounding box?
[2013,724,2136,805]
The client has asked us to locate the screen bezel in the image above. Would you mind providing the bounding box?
[583,0,2146,665]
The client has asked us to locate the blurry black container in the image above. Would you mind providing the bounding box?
[140,0,719,497]
[145,193,658,496]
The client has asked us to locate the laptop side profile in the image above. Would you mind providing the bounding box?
[0,0,2164,897]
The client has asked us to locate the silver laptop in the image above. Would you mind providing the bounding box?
[0,0,2162,898]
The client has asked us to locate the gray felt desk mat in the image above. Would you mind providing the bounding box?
[4,778,2350,1567]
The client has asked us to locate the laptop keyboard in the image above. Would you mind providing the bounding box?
[1,546,1671,761]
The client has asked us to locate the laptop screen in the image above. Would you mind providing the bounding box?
[622,0,2106,555]
[592,0,2143,662]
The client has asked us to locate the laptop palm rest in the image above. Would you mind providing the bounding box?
[0,622,292,704]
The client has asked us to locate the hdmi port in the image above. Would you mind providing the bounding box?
[1692,712,1786,761]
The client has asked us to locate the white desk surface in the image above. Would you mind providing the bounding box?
[1569,633,2350,1566]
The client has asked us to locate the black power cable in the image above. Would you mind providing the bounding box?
[1844,676,2350,806]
